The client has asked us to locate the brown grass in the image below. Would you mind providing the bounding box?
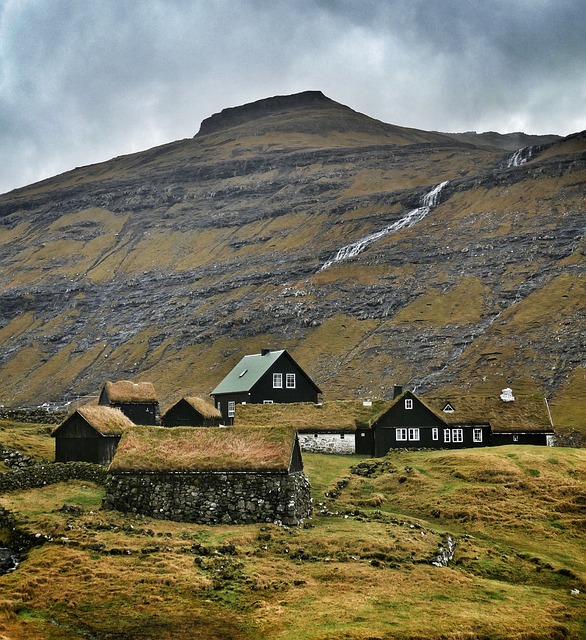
[103,380,158,404]
[235,400,391,432]
[110,426,297,472]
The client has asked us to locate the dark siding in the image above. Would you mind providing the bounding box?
[249,354,319,405]
[53,415,120,465]
[355,429,374,455]
[162,400,221,427]
[373,424,491,455]
[289,437,304,472]
[55,436,119,465]
[111,402,159,425]
[213,392,250,424]
[491,432,552,446]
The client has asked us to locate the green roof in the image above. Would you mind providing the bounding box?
[211,350,286,395]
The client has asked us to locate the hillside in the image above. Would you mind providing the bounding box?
[0,91,584,436]
[0,441,584,639]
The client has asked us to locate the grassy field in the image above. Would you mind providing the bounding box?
[0,431,584,639]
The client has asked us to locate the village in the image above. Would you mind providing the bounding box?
[51,348,556,527]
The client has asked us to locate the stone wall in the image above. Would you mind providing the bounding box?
[298,432,356,454]
[0,462,108,493]
[103,470,312,526]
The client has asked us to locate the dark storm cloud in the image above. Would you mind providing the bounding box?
[1,0,584,194]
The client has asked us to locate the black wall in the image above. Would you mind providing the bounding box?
[162,400,221,427]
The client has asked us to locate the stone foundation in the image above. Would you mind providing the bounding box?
[103,470,312,526]
[298,432,356,454]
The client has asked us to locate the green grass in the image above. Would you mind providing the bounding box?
[0,446,585,639]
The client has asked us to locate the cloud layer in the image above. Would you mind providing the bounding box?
[1,0,585,194]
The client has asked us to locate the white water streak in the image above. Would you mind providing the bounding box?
[507,146,534,167]
[320,181,449,271]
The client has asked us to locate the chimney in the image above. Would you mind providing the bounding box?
[393,385,403,399]
[260,348,271,356]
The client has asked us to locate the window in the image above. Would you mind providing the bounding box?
[473,428,483,443]
[444,428,451,443]
[408,428,420,441]
[405,399,413,410]
[452,428,463,443]
[442,403,454,413]
[227,401,235,418]
[273,373,282,388]
[286,373,296,388]
[216,402,221,412]
[263,400,273,404]
[513,434,519,442]
[432,428,439,441]
[340,434,345,440]
[396,428,408,441]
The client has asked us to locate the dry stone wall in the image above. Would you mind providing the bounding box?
[104,470,312,526]
[298,433,356,454]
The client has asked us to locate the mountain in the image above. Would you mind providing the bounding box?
[0,91,584,437]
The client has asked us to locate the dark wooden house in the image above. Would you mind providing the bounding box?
[52,405,135,465]
[211,349,322,424]
[99,380,160,425]
[161,397,223,427]
[357,388,554,456]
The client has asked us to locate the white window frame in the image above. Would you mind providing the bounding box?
[273,373,283,388]
[452,428,463,443]
[263,400,273,404]
[405,398,413,410]
[473,428,483,443]
[432,428,439,441]
[396,428,408,441]
[408,428,420,441]
[286,373,296,389]
[513,434,519,442]
[227,401,235,418]
[444,428,451,443]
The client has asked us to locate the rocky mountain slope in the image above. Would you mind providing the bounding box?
[0,91,584,433]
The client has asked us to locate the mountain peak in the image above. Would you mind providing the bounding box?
[195,91,340,137]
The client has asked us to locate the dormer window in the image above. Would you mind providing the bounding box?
[442,403,454,413]
[405,398,413,410]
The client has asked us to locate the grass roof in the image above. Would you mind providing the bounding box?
[235,400,391,432]
[109,426,297,472]
[182,397,222,419]
[53,405,135,437]
[103,380,158,404]
[423,394,554,432]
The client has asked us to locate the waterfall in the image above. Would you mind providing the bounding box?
[507,146,534,168]
[319,181,449,271]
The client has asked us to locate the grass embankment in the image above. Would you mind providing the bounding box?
[0,442,584,639]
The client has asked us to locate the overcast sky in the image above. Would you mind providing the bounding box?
[1,0,585,195]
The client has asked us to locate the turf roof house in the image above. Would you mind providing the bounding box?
[99,380,160,425]
[211,349,322,424]
[236,400,392,455]
[356,388,555,456]
[104,426,311,526]
[52,405,135,465]
[161,397,222,427]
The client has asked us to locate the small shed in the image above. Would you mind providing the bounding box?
[52,406,135,465]
[103,426,311,526]
[161,397,222,427]
[99,380,160,425]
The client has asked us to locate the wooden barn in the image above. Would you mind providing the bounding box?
[161,397,222,427]
[357,388,555,456]
[211,349,322,424]
[104,426,311,525]
[52,405,135,465]
[99,380,160,425]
